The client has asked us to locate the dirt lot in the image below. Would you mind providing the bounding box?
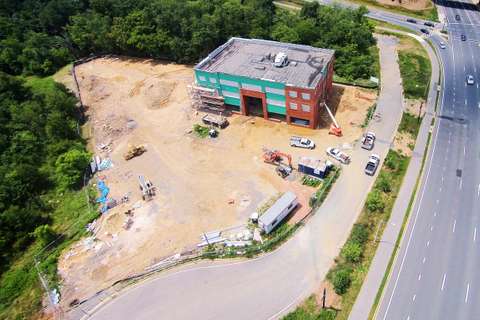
[376,0,433,11]
[56,57,377,305]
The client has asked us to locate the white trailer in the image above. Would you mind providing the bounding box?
[258,192,298,234]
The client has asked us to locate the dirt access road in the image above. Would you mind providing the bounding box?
[55,57,376,306]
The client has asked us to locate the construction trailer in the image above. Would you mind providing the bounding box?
[298,157,333,179]
[258,191,298,234]
[194,37,335,129]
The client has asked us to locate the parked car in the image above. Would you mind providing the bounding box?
[326,147,351,164]
[461,34,467,41]
[467,75,475,85]
[290,136,315,149]
[440,42,447,49]
[365,154,380,176]
[406,18,417,23]
[455,14,461,21]
[420,28,430,34]
[361,132,376,150]
[424,21,435,27]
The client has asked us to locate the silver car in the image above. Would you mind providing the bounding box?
[467,75,475,85]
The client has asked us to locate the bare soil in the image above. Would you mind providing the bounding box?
[376,0,433,11]
[55,57,377,306]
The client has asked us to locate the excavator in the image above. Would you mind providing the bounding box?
[262,148,293,178]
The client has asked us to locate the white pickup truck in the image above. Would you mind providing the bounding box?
[326,147,351,164]
[290,136,315,149]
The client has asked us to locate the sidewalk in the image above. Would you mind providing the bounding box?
[348,30,441,320]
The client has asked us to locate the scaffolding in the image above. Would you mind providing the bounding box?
[188,84,225,112]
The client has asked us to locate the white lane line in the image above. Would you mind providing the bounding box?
[434,211,437,217]
[474,227,477,242]
[465,99,467,106]
[412,294,416,302]
[423,256,426,264]
[439,186,442,192]
[418,273,422,281]
[436,199,440,204]
[431,226,434,231]
[427,240,430,247]
[460,179,463,190]
[464,146,466,155]
[453,219,457,233]
[442,273,446,291]
[478,184,480,196]
[465,283,470,303]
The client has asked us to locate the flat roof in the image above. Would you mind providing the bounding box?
[258,191,297,226]
[195,38,335,89]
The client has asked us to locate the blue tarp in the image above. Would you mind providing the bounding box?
[96,180,110,213]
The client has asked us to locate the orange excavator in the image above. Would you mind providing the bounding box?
[263,148,293,178]
[323,102,342,137]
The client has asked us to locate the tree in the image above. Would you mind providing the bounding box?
[32,225,57,246]
[300,2,320,19]
[366,190,385,213]
[55,149,90,190]
[377,172,392,193]
[341,241,363,263]
[332,267,352,295]
[350,223,369,245]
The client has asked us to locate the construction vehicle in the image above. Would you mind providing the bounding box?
[263,148,293,177]
[138,175,155,201]
[124,145,146,160]
[323,103,342,137]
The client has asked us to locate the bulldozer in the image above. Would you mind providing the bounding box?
[124,145,146,160]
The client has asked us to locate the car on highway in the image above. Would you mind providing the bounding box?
[406,18,417,23]
[424,21,435,27]
[290,136,315,149]
[467,75,475,85]
[365,154,380,176]
[455,14,461,21]
[420,28,430,34]
[440,42,447,49]
[461,34,466,41]
[361,132,376,150]
[326,147,351,164]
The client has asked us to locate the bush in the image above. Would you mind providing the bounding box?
[376,172,392,193]
[341,241,363,263]
[366,190,385,213]
[332,267,352,295]
[302,175,322,187]
[32,225,57,246]
[193,124,210,138]
[55,149,91,190]
[350,223,369,245]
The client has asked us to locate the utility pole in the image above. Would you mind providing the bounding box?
[322,288,327,309]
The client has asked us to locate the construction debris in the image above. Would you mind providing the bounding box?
[124,145,146,160]
[138,175,155,201]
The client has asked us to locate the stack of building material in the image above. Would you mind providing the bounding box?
[298,157,333,179]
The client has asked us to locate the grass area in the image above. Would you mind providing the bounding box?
[398,112,421,137]
[309,168,341,209]
[362,103,377,128]
[349,0,438,21]
[0,188,98,319]
[368,18,412,33]
[23,75,57,95]
[282,295,337,320]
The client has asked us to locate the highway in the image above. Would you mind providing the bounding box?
[376,1,480,319]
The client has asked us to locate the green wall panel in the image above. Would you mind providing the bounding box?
[224,96,240,106]
[265,92,285,102]
[267,105,286,115]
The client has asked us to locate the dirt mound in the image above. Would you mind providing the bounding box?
[129,77,176,109]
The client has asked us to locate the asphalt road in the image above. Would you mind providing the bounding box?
[376,1,480,319]
[76,34,407,320]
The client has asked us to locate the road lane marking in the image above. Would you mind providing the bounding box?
[465,283,470,303]
[464,146,466,155]
[418,273,422,280]
[412,294,416,301]
[439,186,442,192]
[431,226,434,231]
[423,256,426,263]
[465,99,467,106]
[474,227,477,242]
[478,184,480,196]
[434,211,437,217]
[460,179,463,190]
[427,240,430,247]
[442,273,446,291]
[453,219,457,233]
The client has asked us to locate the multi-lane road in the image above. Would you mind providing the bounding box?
[377,1,480,319]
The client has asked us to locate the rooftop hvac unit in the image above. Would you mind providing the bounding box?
[274,52,288,68]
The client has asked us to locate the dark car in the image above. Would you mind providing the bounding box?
[424,21,435,27]
[461,34,467,41]
[455,14,461,21]
[407,18,417,23]
[420,28,430,34]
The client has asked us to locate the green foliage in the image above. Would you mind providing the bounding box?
[193,124,210,138]
[398,112,421,138]
[282,295,337,320]
[55,149,91,190]
[366,190,385,213]
[302,175,322,188]
[398,52,431,99]
[32,225,57,246]
[332,267,352,295]
[341,241,363,263]
[376,172,392,193]
[361,103,377,128]
[350,223,369,245]
[309,168,340,208]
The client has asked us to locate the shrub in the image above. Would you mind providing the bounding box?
[350,223,369,245]
[193,124,210,138]
[376,172,392,193]
[55,149,91,190]
[302,175,322,187]
[366,190,385,213]
[341,241,363,263]
[332,267,352,295]
[32,225,57,246]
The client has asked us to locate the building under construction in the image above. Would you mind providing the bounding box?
[192,37,335,129]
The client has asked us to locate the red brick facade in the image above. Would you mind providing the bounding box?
[285,58,334,129]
